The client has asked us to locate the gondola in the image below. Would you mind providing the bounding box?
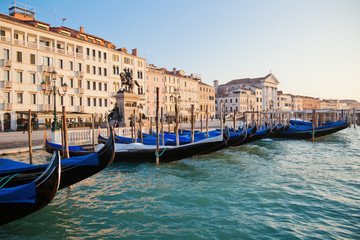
[1,131,115,189]
[0,151,60,226]
[45,129,230,163]
[276,119,350,139]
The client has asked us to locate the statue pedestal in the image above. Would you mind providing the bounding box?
[115,92,140,127]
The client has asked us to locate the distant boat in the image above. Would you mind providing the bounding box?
[0,151,60,226]
[276,119,350,139]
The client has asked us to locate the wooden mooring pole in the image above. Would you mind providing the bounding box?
[139,112,143,143]
[312,109,316,141]
[28,109,33,164]
[156,87,160,166]
[233,110,236,133]
[63,106,70,158]
[161,107,164,146]
[206,105,209,138]
[191,104,195,143]
[91,113,95,152]
[354,108,356,128]
[175,101,179,146]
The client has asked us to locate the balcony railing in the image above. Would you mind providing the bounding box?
[76,53,83,58]
[77,88,84,94]
[41,104,53,111]
[1,59,11,68]
[4,103,12,111]
[57,48,66,55]
[39,45,55,52]
[27,41,37,48]
[76,71,84,78]
[0,36,12,43]
[13,39,26,46]
[40,65,55,73]
[3,81,12,88]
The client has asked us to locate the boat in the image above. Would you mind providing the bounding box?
[1,131,115,189]
[276,119,350,139]
[0,151,60,226]
[45,129,230,163]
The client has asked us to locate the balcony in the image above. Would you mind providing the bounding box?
[13,39,26,46]
[76,71,84,78]
[27,42,37,49]
[76,53,83,58]
[3,81,12,88]
[57,48,66,55]
[4,103,12,111]
[1,59,11,68]
[41,104,53,111]
[40,65,55,73]
[39,45,55,52]
[77,88,84,94]
[0,36,12,43]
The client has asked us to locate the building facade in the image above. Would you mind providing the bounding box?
[0,3,146,131]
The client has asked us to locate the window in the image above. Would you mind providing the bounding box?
[70,78,74,88]
[103,52,107,59]
[78,80,82,88]
[105,99,107,107]
[17,93,23,104]
[98,82,102,91]
[92,66,96,74]
[93,98,96,106]
[17,71,22,83]
[30,54,35,64]
[98,67,102,75]
[31,73,36,84]
[93,82,96,90]
[104,68,107,76]
[98,51,101,58]
[87,97,91,106]
[59,59,63,69]
[16,51,22,62]
[70,96,74,106]
[61,96,64,105]
[99,99,102,107]
[78,63,82,71]
[79,97,82,106]
[104,83,107,91]
[4,70,9,81]
[69,61,73,70]
[92,49,95,57]
[86,48,90,56]
[3,49,9,59]
[60,77,64,86]
[87,81,90,89]
[86,64,90,73]
[31,93,36,104]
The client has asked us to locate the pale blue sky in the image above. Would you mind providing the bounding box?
[1,0,359,101]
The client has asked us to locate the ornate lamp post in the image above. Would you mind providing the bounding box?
[41,70,68,131]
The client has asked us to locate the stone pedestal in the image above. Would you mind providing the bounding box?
[51,130,62,144]
[114,92,140,127]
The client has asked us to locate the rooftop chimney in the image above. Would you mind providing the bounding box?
[80,26,84,33]
[173,68,176,74]
[132,49,137,56]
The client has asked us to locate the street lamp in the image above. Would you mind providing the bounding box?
[41,70,68,131]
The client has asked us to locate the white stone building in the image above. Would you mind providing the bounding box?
[0,3,146,131]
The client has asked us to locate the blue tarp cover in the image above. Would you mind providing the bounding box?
[0,181,36,204]
[0,153,99,175]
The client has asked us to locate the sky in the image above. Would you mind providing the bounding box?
[1,0,359,101]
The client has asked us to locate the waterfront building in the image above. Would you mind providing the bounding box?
[145,64,165,120]
[301,96,321,110]
[291,95,303,111]
[214,87,256,119]
[198,81,215,120]
[277,91,292,111]
[0,2,146,131]
[214,73,279,112]
[320,99,340,110]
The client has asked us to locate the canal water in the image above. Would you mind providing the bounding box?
[1,127,359,239]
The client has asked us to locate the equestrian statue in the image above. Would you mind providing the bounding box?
[119,69,139,93]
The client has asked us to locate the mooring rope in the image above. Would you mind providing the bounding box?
[0,173,20,189]
[155,148,167,157]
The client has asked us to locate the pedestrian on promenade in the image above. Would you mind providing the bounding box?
[23,120,28,134]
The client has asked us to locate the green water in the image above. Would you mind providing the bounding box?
[1,127,360,239]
